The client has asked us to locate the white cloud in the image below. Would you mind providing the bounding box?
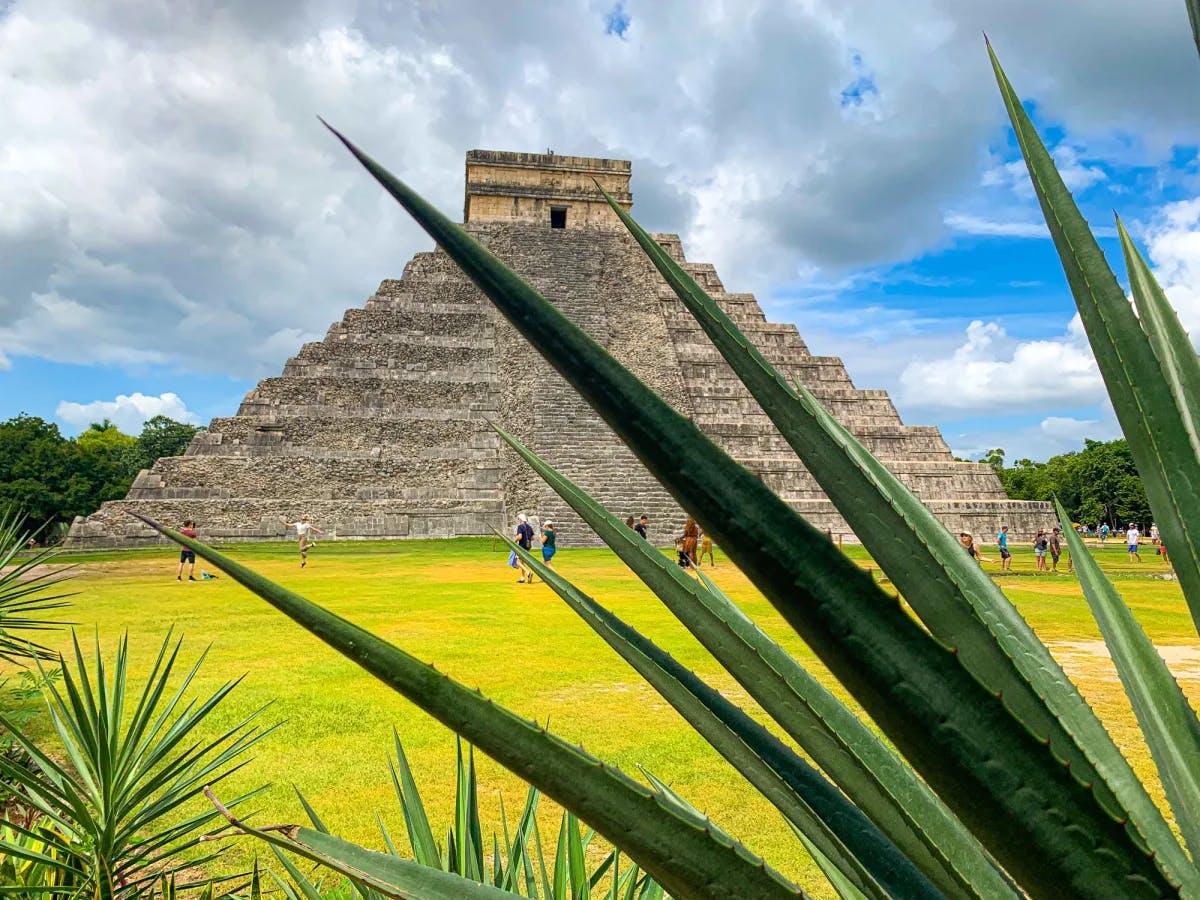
[1142,198,1200,349]
[56,392,199,434]
[898,317,1105,412]
[949,413,1121,462]
[943,213,1047,238]
[1,0,1197,385]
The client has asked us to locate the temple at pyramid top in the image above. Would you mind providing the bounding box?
[463,150,632,228]
[66,149,1054,548]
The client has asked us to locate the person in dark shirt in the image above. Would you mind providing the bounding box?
[515,513,536,584]
[176,520,198,582]
[634,515,648,540]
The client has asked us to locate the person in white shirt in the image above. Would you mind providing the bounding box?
[1126,524,1141,563]
[280,514,322,568]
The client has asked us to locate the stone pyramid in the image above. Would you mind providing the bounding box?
[67,150,1052,548]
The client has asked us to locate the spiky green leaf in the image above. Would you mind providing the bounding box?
[505,534,929,900]
[323,127,1173,897]
[137,516,802,900]
[493,424,1013,900]
[989,42,1200,640]
[1055,497,1200,859]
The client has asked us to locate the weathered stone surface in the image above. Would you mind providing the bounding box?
[67,150,1053,547]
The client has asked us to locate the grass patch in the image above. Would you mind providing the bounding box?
[6,537,1198,897]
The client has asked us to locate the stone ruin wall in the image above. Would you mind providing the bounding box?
[66,151,1054,549]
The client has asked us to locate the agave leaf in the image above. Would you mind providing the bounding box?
[1054,497,1200,859]
[989,43,1200,641]
[504,536,925,900]
[137,516,802,900]
[323,127,1173,898]
[512,534,951,899]
[596,173,1189,880]
[495,422,1012,899]
[1117,216,1200,566]
[785,822,869,900]
[387,730,441,868]
[266,829,519,900]
[269,845,328,900]
[1189,0,1200,60]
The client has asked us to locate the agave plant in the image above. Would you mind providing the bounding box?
[0,632,273,896]
[139,31,1200,900]
[0,505,73,663]
[250,731,661,899]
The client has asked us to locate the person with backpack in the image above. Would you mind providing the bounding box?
[996,525,1012,571]
[514,513,536,583]
[1033,529,1048,573]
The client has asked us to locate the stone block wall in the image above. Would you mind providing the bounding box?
[67,157,1053,550]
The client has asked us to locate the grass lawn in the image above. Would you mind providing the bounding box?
[5,536,1199,897]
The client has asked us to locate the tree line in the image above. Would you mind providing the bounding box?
[0,414,203,536]
[978,438,1151,528]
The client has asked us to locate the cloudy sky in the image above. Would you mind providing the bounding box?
[3,0,1199,461]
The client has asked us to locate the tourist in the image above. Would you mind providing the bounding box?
[541,520,557,567]
[1100,523,1110,544]
[1162,537,1171,570]
[635,515,648,540]
[625,516,636,530]
[681,517,699,566]
[996,525,1012,571]
[1150,522,1160,545]
[515,513,536,583]
[279,514,322,568]
[1049,528,1063,573]
[1127,523,1141,563]
[675,537,692,569]
[698,528,715,567]
[1033,529,1048,572]
[959,532,991,564]
[176,520,198,582]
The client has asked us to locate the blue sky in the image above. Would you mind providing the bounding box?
[2,0,1199,459]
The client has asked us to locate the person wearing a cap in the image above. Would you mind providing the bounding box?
[515,513,536,583]
[541,520,557,566]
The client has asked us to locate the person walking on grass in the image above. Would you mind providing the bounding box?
[698,528,715,567]
[997,525,1012,571]
[279,514,322,568]
[1127,523,1141,563]
[541,520,557,567]
[681,517,699,567]
[1100,522,1110,544]
[176,520,198,581]
[1049,527,1063,572]
[1033,529,1048,573]
[515,513,536,583]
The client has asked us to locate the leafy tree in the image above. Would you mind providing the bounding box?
[136,415,203,467]
[989,438,1151,527]
[0,413,204,532]
[0,416,75,531]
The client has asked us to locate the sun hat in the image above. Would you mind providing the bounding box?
[518,513,527,522]
[544,520,553,526]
